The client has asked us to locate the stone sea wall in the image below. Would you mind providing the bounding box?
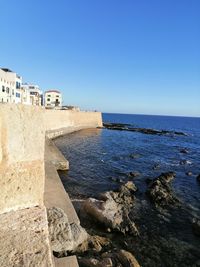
[45,109,102,138]
[0,103,102,266]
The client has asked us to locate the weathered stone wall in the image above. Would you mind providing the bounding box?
[0,104,45,214]
[45,109,102,138]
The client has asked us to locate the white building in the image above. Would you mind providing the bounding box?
[21,84,43,106]
[45,90,62,108]
[0,68,22,104]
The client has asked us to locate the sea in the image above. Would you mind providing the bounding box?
[54,113,200,267]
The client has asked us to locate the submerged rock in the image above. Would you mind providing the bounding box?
[152,164,161,170]
[110,177,124,183]
[180,148,189,154]
[129,154,141,159]
[192,218,200,236]
[129,171,140,178]
[103,123,187,136]
[47,207,88,252]
[186,171,193,176]
[82,182,139,235]
[197,174,200,183]
[146,172,179,207]
[180,160,192,165]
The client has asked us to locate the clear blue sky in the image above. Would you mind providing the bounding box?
[0,0,199,116]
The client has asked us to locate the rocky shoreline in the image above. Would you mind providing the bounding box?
[52,125,200,267]
[49,168,200,267]
[102,123,188,136]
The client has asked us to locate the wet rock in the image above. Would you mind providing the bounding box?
[129,154,140,159]
[129,171,140,178]
[76,234,111,253]
[79,257,113,267]
[120,181,137,193]
[47,207,88,252]
[152,164,160,170]
[110,177,124,183]
[89,235,111,252]
[98,258,113,267]
[186,171,193,176]
[192,218,200,236]
[197,174,200,182]
[79,258,99,267]
[180,148,189,154]
[103,123,187,136]
[145,178,152,184]
[180,160,192,165]
[146,172,179,207]
[83,182,139,235]
[116,250,141,267]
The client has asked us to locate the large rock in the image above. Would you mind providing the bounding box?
[117,250,140,267]
[146,172,179,207]
[47,207,88,252]
[76,234,111,253]
[79,250,140,267]
[83,182,139,235]
[192,218,200,236]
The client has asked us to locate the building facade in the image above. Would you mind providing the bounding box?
[21,84,43,106]
[0,68,22,103]
[45,90,62,108]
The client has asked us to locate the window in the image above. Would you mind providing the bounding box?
[16,82,21,89]
[6,87,9,93]
[2,86,5,92]
[48,95,51,97]
[16,93,20,98]
[47,98,50,101]
[56,95,59,97]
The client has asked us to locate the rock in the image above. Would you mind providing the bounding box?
[129,154,140,159]
[83,182,139,235]
[121,181,137,193]
[79,257,113,267]
[75,234,111,254]
[98,258,113,267]
[47,207,88,252]
[146,172,179,207]
[152,164,160,170]
[79,258,99,267]
[84,196,123,230]
[145,178,152,184]
[180,148,189,154]
[117,250,140,267]
[103,123,187,136]
[129,172,140,178]
[186,171,193,176]
[180,160,192,165]
[197,174,200,182]
[110,177,124,183]
[192,218,200,236]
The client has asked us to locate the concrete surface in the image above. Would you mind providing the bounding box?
[54,256,78,267]
[0,206,54,267]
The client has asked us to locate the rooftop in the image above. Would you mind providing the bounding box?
[45,90,61,94]
[1,68,13,73]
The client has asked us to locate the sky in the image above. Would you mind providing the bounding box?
[0,0,199,116]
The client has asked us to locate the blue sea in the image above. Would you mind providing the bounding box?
[55,113,200,267]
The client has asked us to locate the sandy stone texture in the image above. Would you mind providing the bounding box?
[0,206,54,267]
